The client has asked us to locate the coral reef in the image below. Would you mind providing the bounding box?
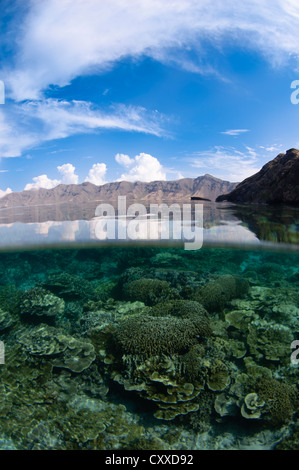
[18,324,96,373]
[192,274,249,312]
[241,393,265,419]
[40,273,98,302]
[255,378,298,425]
[0,309,16,331]
[19,287,65,323]
[0,246,298,450]
[114,314,207,356]
[122,277,177,305]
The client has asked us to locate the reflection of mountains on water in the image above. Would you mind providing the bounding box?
[224,203,299,245]
[0,200,233,225]
[0,201,98,224]
[0,200,297,250]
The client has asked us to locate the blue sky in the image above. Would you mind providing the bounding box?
[1,0,299,196]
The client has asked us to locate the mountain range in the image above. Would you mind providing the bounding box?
[1,149,298,208]
[0,174,237,207]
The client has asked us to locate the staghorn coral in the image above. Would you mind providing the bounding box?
[150,300,212,337]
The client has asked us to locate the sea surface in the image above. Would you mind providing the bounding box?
[0,201,298,450]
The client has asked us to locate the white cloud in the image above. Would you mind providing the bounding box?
[5,0,299,101]
[115,153,135,167]
[57,163,78,184]
[0,100,166,158]
[0,188,12,198]
[24,174,61,191]
[24,162,79,190]
[221,129,250,136]
[190,146,266,181]
[260,145,283,152]
[85,163,107,186]
[0,109,38,158]
[117,152,166,182]
[21,100,165,138]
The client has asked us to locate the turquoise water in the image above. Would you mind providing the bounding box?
[0,244,298,450]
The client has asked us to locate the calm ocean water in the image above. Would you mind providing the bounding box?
[0,202,298,450]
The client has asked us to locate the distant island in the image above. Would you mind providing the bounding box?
[216,148,299,205]
[0,174,237,208]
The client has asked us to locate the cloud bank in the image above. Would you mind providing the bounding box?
[0,100,166,158]
[4,0,299,101]
[22,151,167,191]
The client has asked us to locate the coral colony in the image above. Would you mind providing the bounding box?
[0,246,298,449]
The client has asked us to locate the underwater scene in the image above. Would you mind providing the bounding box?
[0,242,298,451]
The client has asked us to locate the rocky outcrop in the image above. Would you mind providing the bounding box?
[0,174,237,207]
[216,148,299,205]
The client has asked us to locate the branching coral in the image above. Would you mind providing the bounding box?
[114,314,206,357]
[255,377,297,425]
[122,278,175,306]
[192,274,249,312]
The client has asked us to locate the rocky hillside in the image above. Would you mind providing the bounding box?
[0,174,237,207]
[216,148,299,205]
